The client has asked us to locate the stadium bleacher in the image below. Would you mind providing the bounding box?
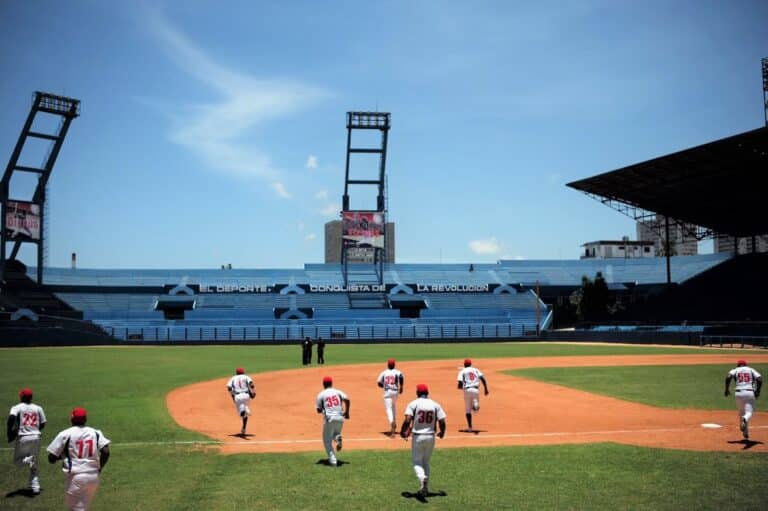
[25,254,729,342]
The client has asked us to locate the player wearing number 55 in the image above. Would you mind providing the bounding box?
[315,376,350,467]
[46,407,111,511]
[724,359,763,440]
[7,388,46,495]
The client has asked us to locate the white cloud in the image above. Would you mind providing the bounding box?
[146,11,328,196]
[318,202,340,217]
[306,155,318,169]
[314,189,328,200]
[304,233,317,241]
[469,237,501,255]
[271,181,291,199]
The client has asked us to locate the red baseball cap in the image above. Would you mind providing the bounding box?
[322,376,333,385]
[18,388,33,399]
[236,367,245,374]
[737,359,747,367]
[464,358,472,367]
[388,358,396,368]
[416,383,429,394]
[70,407,87,424]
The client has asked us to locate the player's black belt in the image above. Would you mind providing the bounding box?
[235,391,250,395]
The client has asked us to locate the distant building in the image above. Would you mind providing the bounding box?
[636,215,698,256]
[714,233,768,255]
[324,220,395,263]
[581,238,655,259]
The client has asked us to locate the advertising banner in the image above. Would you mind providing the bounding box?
[4,200,41,240]
[342,211,384,248]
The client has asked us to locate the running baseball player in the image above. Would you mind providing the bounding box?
[400,383,446,500]
[457,358,489,433]
[7,388,46,495]
[315,376,350,467]
[376,358,404,435]
[46,407,111,511]
[724,359,763,439]
[227,367,255,436]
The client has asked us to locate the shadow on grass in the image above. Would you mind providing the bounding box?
[5,488,37,499]
[401,490,448,503]
[315,459,349,468]
[727,439,764,450]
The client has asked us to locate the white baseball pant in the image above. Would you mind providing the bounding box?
[411,434,436,485]
[736,390,756,430]
[65,472,100,511]
[463,387,480,414]
[12,435,40,491]
[383,392,399,424]
[322,418,344,465]
[233,393,251,416]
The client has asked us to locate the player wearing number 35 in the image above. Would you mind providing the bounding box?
[316,376,350,467]
[47,407,111,511]
[7,388,46,495]
[724,359,763,440]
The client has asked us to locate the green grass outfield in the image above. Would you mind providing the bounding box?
[1,343,766,510]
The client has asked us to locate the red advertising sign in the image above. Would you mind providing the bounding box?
[5,201,41,240]
[342,211,384,248]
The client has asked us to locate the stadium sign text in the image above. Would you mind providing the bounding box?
[199,284,274,293]
[416,284,489,292]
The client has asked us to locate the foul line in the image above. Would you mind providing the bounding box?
[4,425,765,451]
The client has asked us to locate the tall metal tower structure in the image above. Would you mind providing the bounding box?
[762,57,768,126]
[340,112,390,307]
[1,91,80,284]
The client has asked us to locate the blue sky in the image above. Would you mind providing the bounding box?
[1,0,766,269]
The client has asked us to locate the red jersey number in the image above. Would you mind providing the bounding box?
[737,372,753,384]
[75,438,94,458]
[21,413,38,428]
[325,394,341,407]
[416,410,434,425]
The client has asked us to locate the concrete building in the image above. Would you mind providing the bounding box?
[714,233,768,255]
[637,215,698,256]
[324,220,395,263]
[581,238,655,259]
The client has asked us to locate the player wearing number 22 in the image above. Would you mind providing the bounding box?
[377,358,404,435]
[401,384,446,499]
[457,359,489,432]
[7,388,46,495]
[724,359,763,439]
[47,407,111,511]
[316,376,350,467]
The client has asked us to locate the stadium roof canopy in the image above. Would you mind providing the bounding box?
[567,126,768,238]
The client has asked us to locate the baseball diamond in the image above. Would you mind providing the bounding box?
[168,353,768,454]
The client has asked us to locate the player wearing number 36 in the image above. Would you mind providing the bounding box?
[401,383,446,499]
[47,407,111,511]
[7,388,46,495]
[315,376,350,467]
[724,359,763,440]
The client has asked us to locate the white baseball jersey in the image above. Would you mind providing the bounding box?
[227,374,254,395]
[457,367,484,389]
[316,388,348,422]
[405,397,446,435]
[9,403,46,438]
[377,369,403,396]
[47,426,111,475]
[729,366,762,392]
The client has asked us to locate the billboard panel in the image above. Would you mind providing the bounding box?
[342,211,384,248]
[4,200,41,241]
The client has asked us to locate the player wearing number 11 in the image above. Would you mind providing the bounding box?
[47,407,111,511]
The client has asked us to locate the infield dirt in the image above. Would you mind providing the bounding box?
[167,353,768,454]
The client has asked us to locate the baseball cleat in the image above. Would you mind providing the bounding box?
[240,428,246,436]
[740,417,746,432]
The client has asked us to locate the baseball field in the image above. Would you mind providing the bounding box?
[2,342,767,510]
